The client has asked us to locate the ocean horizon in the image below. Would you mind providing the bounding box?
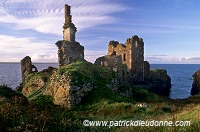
[0,63,200,99]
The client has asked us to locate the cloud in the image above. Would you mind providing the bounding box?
[145,55,200,64]
[30,53,57,62]
[85,50,107,63]
[0,35,57,62]
[0,0,128,35]
[0,34,108,63]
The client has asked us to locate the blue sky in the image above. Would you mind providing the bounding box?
[0,0,200,64]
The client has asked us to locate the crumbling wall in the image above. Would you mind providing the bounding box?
[56,40,84,67]
[56,4,84,67]
[96,35,144,83]
[43,70,93,108]
[21,56,38,83]
[95,55,122,68]
[63,4,77,42]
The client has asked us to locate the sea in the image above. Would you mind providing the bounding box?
[0,63,200,99]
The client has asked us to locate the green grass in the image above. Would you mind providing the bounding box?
[58,61,115,87]
[1,84,199,131]
[1,61,200,131]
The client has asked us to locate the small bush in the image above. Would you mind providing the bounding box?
[33,95,54,108]
[0,85,23,99]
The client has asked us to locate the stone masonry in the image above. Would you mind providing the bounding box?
[20,4,171,108]
[95,35,144,83]
[21,56,38,83]
[56,4,84,67]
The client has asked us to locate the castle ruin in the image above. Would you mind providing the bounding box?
[95,36,146,83]
[20,4,171,108]
[56,4,84,67]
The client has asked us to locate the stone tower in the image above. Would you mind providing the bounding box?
[63,4,77,41]
[56,4,84,67]
[95,35,144,82]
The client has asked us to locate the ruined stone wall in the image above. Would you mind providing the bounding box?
[56,40,84,67]
[43,70,93,108]
[98,35,144,82]
[56,4,84,67]
[126,36,144,73]
[95,55,122,68]
[63,4,77,42]
[107,36,144,73]
[21,56,38,83]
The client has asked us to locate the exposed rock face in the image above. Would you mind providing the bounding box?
[43,70,93,107]
[21,56,38,83]
[21,61,115,109]
[191,70,200,95]
[146,69,171,96]
[56,4,84,67]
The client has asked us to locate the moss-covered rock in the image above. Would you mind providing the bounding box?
[22,61,116,108]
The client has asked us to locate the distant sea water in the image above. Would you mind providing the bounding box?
[151,64,200,99]
[0,63,200,99]
[0,63,58,89]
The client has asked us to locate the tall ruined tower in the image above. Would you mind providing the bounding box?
[56,4,84,67]
[63,4,77,41]
[95,35,144,82]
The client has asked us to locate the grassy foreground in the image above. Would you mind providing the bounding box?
[0,61,200,131]
[0,84,200,131]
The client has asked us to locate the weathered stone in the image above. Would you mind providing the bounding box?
[56,40,84,67]
[21,56,38,83]
[191,70,200,95]
[96,35,144,82]
[63,4,77,41]
[146,69,171,96]
[144,61,150,81]
[21,56,32,82]
[56,5,84,67]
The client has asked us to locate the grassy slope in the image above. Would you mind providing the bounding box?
[0,61,200,131]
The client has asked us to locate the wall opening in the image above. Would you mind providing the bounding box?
[123,54,126,61]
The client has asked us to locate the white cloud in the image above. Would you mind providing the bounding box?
[145,55,200,64]
[0,0,128,35]
[30,53,57,62]
[0,34,108,63]
[0,35,57,62]
[85,50,107,63]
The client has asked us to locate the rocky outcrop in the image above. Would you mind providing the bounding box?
[21,61,115,109]
[43,69,93,107]
[191,70,200,95]
[146,69,171,96]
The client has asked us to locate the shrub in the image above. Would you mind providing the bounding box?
[33,95,54,108]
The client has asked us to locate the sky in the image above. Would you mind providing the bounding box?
[0,0,200,64]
